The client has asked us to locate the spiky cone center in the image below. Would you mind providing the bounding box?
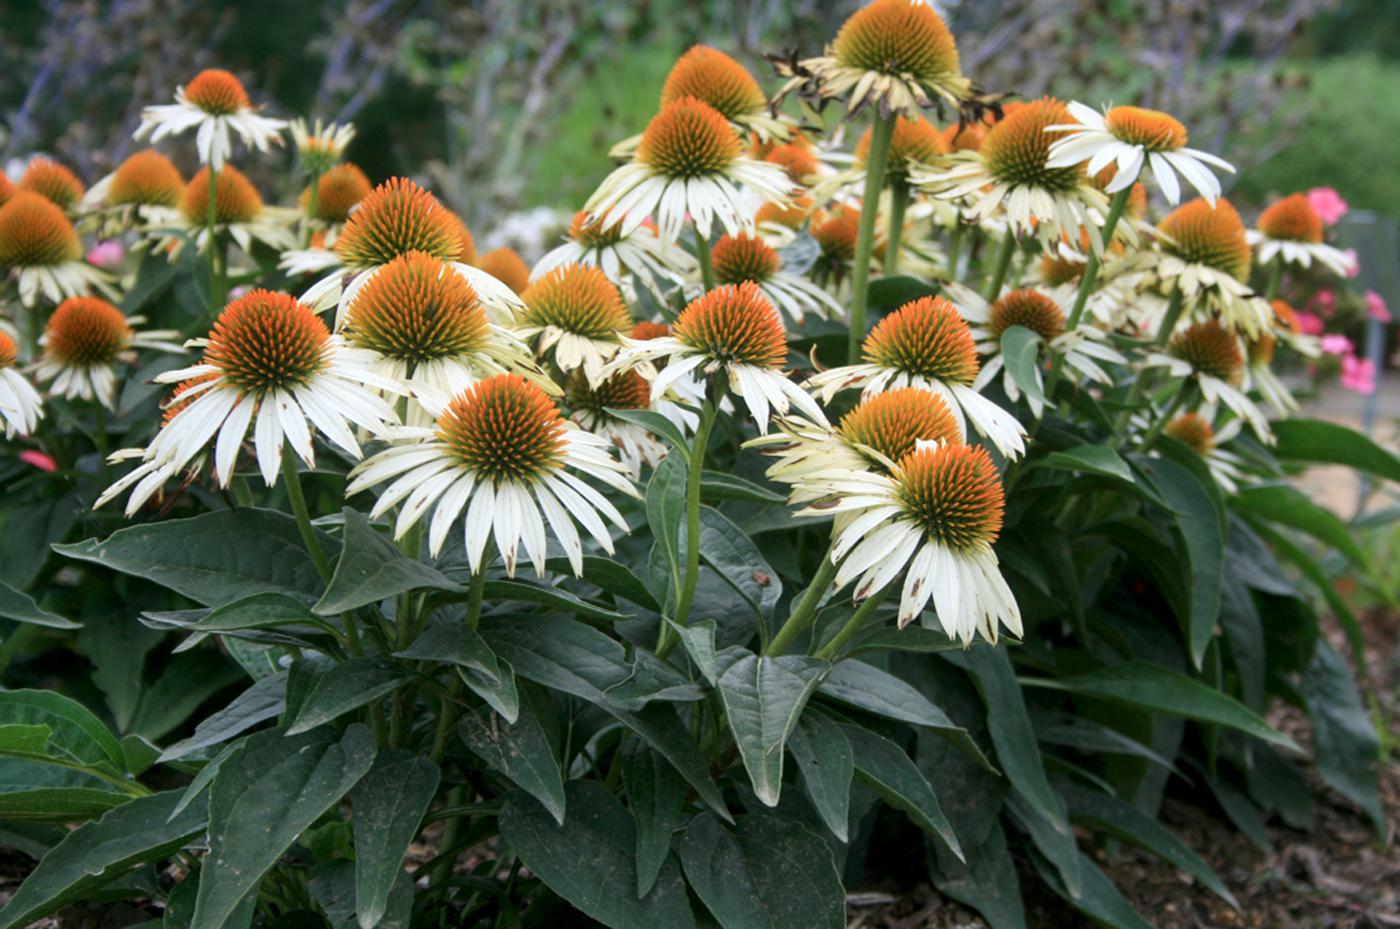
[1103,106,1188,152]
[334,178,464,270]
[859,116,946,174]
[204,290,330,394]
[437,373,568,483]
[448,213,478,266]
[307,163,372,224]
[109,150,184,207]
[638,97,742,179]
[181,165,264,225]
[1258,193,1324,244]
[1271,299,1303,335]
[566,368,652,419]
[832,0,962,84]
[1169,320,1243,385]
[344,251,489,363]
[568,210,628,248]
[0,331,19,369]
[1089,166,1148,219]
[674,282,788,368]
[44,297,132,367]
[1159,197,1252,281]
[661,46,766,121]
[477,247,531,295]
[1247,332,1276,365]
[19,159,85,209]
[864,296,979,385]
[712,234,781,284]
[184,69,251,115]
[894,443,1004,550]
[983,97,1082,192]
[756,196,812,231]
[163,371,219,424]
[0,191,81,266]
[630,320,671,341]
[522,264,631,339]
[0,170,13,209]
[988,289,1066,341]
[839,387,961,465]
[813,206,861,263]
[765,144,821,184]
[1165,412,1215,454]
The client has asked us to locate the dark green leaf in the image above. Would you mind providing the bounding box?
[1303,640,1384,833]
[608,407,690,453]
[700,471,785,504]
[868,275,939,309]
[193,725,375,928]
[55,508,332,607]
[500,782,697,929]
[786,712,853,842]
[481,579,628,621]
[670,618,719,685]
[1031,849,1154,929]
[1040,445,1135,485]
[1233,484,1371,572]
[285,658,412,735]
[0,580,80,629]
[0,790,206,929]
[685,507,782,620]
[1000,325,1046,405]
[0,691,129,783]
[847,625,963,657]
[839,722,962,860]
[680,811,844,929]
[621,740,687,898]
[647,453,687,607]
[396,622,518,723]
[929,820,1025,929]
[546,556,661,611]
[458,696,565,824]
[1272,418,1400,481]
[1254,522,1366,668]
[158,671,287,762]
[315,510,462,614]
[350,752,439,929]
[1023,662,1297,749]
[716,651,826,806]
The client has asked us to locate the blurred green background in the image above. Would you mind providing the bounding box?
[1,0,1398,231]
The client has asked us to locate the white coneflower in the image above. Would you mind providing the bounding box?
[345,373,637,575]
[32,297,182,409]
[300,163,372,226]
[915,97,1110,250]
[165,164,297,255]
[772,0,971,119]
[83,149,186,231]
[1045,103,1234,205]
[289,117,356,175]
[299,177,522,326]
[1241,330,1298,416]
[135,68,286,170]
[340,250,549,424]
[1146,319,1270,441]
[0,331,43,437]
[517,263,634,384]
[532,211,695,296]
[96,289,400,514]
[584,97,791,245]
[1162,412,1246,493]
[703,233,842,324]
[949,283,1125,417]
[801,441,1021,642]
[18,158,86,211]
[0,191,115,306]
[564,368,671,479]
[805,295,1026,458]
[1247,193,1356,277]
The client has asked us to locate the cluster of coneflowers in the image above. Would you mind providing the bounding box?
[0,0,1362,649]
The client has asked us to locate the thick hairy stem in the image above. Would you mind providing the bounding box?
[814,586,889,660]
[764,551,839,657]
[982,228,1017,301]
[884,179,909,274]
[656,400,720,659]
[846,113,895,364]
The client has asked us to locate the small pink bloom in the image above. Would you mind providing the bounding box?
[85,240,125,268]
[228,285,251,300]
[1306,187,1348,226]
[1341,248,1361,278]
[1340,353,1376,395]
[1365,290,1391,323]
[1321,333,1353,356]
[19,449,57,472]
[1295,311,1325,336]
[1310,289,1336,318]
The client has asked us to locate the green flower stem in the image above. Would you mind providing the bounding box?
[1112,287,1186,440]
[695,228,716,292]
[304,169,322,247]
[982,228,1017,301]
[946,223,964,282]
[657,399,720,659]
[847,112,896,364]
[428,566,486,763]
[814,586,889,660]
[1067,186,1132,332]
[1137,380,1192,453]
[280,447,332,582]
[91,403,110,483]
[1264,254,1284,302]
[763,550,838,657]
[205,164,221,304]
[884,178,909,274]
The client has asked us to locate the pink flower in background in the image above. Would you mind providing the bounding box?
[1339,354,1376,395]
[85,240,124,268]
[1306,187,1348,225]
[1309,289,1336,318]
[1296,311,1325,336]
[18,450,57,472]
[1341,248,1361,278]
[228,285,251,300]
[1365,290,1391,323]
[1320,333,1353,356]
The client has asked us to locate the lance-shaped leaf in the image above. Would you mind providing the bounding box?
[716,651,826,807]
[315,509,463,614]
[351,752,439,929]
